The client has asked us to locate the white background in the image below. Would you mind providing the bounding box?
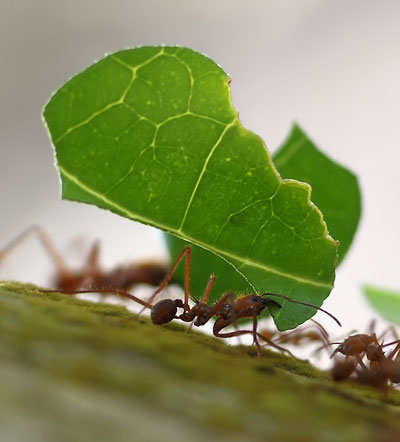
[1,0,400,338]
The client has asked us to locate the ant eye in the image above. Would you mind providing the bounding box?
[252,296,260,302]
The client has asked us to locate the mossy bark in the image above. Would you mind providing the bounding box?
[1,281,400,442]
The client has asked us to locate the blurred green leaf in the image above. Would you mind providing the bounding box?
[274,124,361,264]
[364,285,400,326]
[43,46,337,330]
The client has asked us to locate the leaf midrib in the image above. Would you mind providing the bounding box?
[178,118,237,231]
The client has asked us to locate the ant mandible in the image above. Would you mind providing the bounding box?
[0,226,169,292]
[60,246,341,357]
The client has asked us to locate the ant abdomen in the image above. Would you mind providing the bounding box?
[150,299,183,325]
[331,359,357,381]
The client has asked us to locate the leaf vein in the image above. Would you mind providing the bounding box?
[58,166,333,290]
[177,119,237,231]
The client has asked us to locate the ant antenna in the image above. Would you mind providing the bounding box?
[261,293,341,327]
[313,341,343,356]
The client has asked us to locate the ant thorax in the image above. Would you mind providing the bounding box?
[219,302,232,319]
[232,295,266,319]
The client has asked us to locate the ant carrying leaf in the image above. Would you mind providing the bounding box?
[50,246,341,357]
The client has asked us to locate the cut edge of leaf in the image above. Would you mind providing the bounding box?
[274,122,361,265]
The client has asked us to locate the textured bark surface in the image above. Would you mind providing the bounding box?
[1,281,400,442]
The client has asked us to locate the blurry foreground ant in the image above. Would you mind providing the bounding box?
[0,226,169,291]
[59,246,341,357]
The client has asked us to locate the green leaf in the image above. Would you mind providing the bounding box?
[273,124,361,264]
[364,285,400,326]
[164,234,254,298]
[165,123,360,303]
[43,46,337,331]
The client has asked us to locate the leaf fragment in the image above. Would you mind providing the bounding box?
[43,46,337,330]
[273,124,361,264]
[364,285,400,326]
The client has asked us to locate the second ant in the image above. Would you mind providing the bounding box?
[0,226,169,292]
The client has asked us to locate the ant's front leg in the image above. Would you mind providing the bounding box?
[213,316,294,358]
[182,274,217,332]
[45,287,153,310]
[190,290,233,327]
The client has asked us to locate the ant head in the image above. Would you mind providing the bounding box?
[335,343,348,356]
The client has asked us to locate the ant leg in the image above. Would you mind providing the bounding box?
[44,287,153,310]
[383,341,400,361]
[278,321,331,354]
[222,292,243,346]
[78,241,102,289]
[136,246,192,317]
[310,319,331,346]
[187,274,217,333]
[252,311,262,356]
[0,225,72,279]
[378,325,399,342]
[199,274,216,304]
[213,318,295,358]
[257,332,296,358]
[217,309,262,357]
[368,319,377,335]
[354,354,367,370]
[316,342,345,359]
[188,290,236,331]
[46,286,156,328]
[206,291,236,324]
[85,241,101,276]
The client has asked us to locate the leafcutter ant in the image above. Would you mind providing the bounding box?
[330,333,384,368]
[0,226,169,292]
[57,246,341,357]
[329,330,400,394]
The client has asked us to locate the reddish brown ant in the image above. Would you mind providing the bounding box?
[329,334,383,381]
[329,330,400,394]
[0,226,169,292]
[355,341,400,395]
[330,333,384,368]
[57,246,341,357]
